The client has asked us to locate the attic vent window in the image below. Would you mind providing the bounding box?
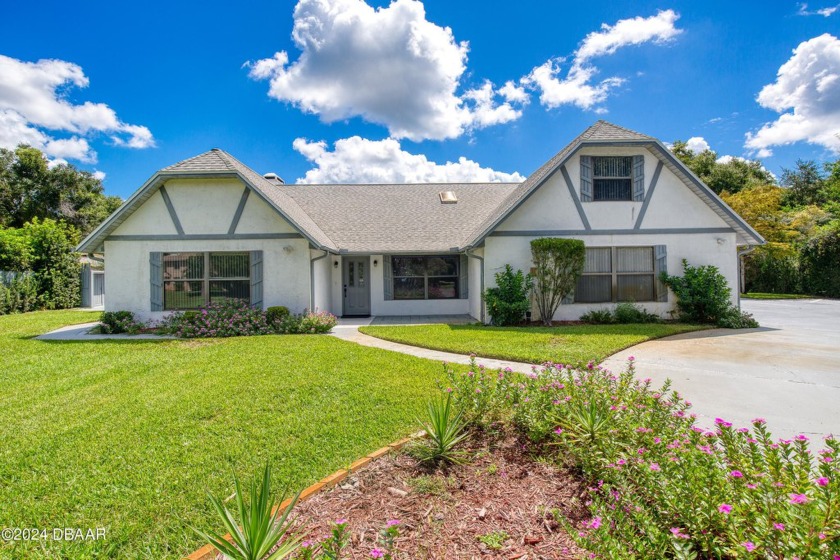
[439,191,457,204]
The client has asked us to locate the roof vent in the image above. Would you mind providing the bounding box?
[263,172,285,185]
[439,191,457,204]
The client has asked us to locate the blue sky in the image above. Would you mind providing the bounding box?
[1,0,839,198]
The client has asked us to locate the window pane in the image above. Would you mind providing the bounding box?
[617,274,655,302]
[164,280,204,309]
[163,253,203,280]
[428,277,457,299]
[210,253,249,278]
[594,179,632,200]
[210,280,250,304]
[393,277,425,299]
[584,248,612,273]
[617,247,653,273]
[425,256,457,276]
[575,275,612,303]
[593,156,632,177]
[348,261,355,287]
[392,256,425,276]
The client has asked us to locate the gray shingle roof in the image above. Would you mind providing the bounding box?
[283,182,518,253]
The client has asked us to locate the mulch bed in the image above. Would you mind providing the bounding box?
[289,429,591,559]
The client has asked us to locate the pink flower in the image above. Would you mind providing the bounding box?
[715,417,732,428]
[747,483,758,489]
[670,527,689,539]
[649,463,661,472]
[795,434,809,442]
[370,548,385,558]
[789,493,809,504]
[588,516,602,529]
[386,519,400,527]
[730,470,744,478]
[554,427,564,435]
[818,476,830,486]
[718,504,732,514]
[752,417,766,424]
[742,541,756,552]
[774,523,785,531]
[335,518,348,525]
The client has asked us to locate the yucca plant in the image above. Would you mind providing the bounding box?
[414,394,470,465]
[192,463,302,560]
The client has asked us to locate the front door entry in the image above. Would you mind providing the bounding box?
[342,257,371,316]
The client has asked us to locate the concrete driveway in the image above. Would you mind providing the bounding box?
[603,298,840,439]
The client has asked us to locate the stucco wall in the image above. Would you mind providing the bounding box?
[103,177,312,320]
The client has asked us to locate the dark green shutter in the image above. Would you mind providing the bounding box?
[459,254,469,299]
[580,155,593,202]
[633,155,645,201]
[150,252,163,311]
[250,250,263,309]
[383,256,393,300]
[654,245,668,302]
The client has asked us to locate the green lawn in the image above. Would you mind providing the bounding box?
[359,323,706,365]
[741,292,817,300]
[0,311,449,559]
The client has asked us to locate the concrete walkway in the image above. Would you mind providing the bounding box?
[330,324,536,374]
[36,322,174,340]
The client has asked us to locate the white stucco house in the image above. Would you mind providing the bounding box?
[77,121,764,322]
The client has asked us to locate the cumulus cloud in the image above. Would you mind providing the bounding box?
[797,3,839,16]
[246,0,524,140]
[524,10,682,111]
[293,136,525,183]
[0,54,154,163]
[745,34,840,157]
[685,136,711,153]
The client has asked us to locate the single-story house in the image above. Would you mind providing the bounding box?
[77,121,764,322]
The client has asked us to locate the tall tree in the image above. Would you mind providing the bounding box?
[671,140,775,194]
[781,159,825,208]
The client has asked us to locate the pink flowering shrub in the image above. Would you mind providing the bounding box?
[275,309,337,334]
[175,299,272,338]
[440,358,840,558]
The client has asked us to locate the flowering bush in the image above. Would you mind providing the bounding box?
[100,310,144,334]
[175,299,272,338]
[275,309,337,334]
[439,359,840,558]
[293,519,399,560]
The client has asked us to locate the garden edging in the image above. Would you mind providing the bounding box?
[182,431,425,560]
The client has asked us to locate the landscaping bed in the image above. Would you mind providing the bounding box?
[359,323,706,365]
[288,429,587,559]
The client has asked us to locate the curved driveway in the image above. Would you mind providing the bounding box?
[603,299,840,439]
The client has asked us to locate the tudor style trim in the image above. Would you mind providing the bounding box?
[489,227,735,237]
[228,187,251,235]
[106,233,304,241]
[559,165,591,230]
[158,185,185,235]
[634,161,664,229]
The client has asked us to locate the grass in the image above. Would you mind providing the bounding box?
[0,310,451,559]
[741,292,817,300]
[359,323,706,365]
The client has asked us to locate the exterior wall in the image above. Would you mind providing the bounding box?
[310,249,331,312]
[329,254,472,317]
[467,249,484,321]
[103,177,311,320]
[483,232,738,321]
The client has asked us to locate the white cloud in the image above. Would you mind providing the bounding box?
[524,10,681,111]
[745,34,840,156]
[293,136,525,183]
[797,3,839,17]
[92,170,106,181]
[685,136,711,153]
[0,55,154,162]
[246,0,524,141]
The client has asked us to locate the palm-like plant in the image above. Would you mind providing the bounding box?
[415,394,470,465]
[192,463,302,560]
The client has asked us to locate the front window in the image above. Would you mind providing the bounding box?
[392,256,459,300]
[163,252,250,310]
[575,247,655,302]
[593,156,632,201]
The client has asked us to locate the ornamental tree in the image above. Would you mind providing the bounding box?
[530,238,585,326]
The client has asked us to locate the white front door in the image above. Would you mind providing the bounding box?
[342,257,371,316]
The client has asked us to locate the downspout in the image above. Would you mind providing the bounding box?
[737,246,756,309]
[465,248,485,323]
[310,249,329,312]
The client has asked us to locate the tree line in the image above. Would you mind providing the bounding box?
[672,141,840,297]
[0,145,122,313]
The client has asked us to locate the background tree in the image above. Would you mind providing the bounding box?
[530,238,585,326]
[670,140,775,194]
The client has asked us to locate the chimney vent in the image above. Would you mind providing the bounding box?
[263,172,285,185]
[439,191,457,204]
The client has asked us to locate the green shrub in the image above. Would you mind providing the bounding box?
[0,272,38,314]
[413,394,469,466]
[100,310,143,334]
[275,310,337,334]
[717,307,759,329]
[579,308,615,324]
[266,305,291,328]
[800,222,840,297]
[613,302,660,324]
[662,260,733,324]
[436,358,840,558]
[483,264,531,326]
[530,238,585,325]
[175,300,272,338]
